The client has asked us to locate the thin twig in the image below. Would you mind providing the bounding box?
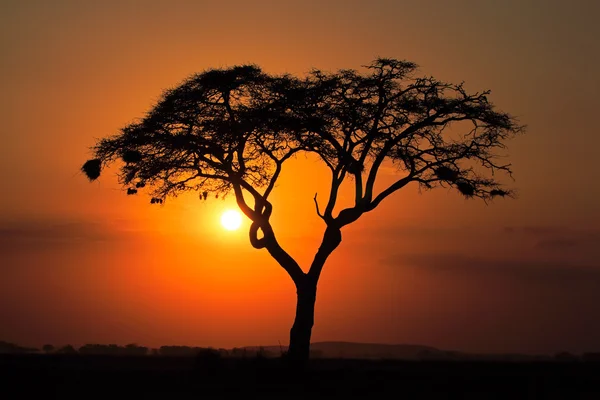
[313,193,325,220]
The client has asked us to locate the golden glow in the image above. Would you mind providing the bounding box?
[220,209,242,231]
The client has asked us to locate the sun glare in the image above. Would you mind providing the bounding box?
[220,209,242,231]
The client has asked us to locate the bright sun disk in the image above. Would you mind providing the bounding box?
[220,209,242,231]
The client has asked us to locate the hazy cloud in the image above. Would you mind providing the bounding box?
[0,218,142,254]
[503,225,600,252]
[383,252,600,285]
[534,238,578,250]
[1,221,111,241]
[502,226,565,236]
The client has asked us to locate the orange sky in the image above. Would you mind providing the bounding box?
[1,0,599,354]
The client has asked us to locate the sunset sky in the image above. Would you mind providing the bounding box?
[1,0,599,355]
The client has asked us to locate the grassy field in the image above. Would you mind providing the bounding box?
[1,354,599,399]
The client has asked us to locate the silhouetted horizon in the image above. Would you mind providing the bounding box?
[3,339,600,363]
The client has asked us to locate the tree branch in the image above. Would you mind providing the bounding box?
[363,115,437,203]
[247,218,306,284]
[364,175,413,212]
[262,149,300,199]
[313,193,325,221]
[306,226,342,283]
[232,182,259,221]
[249,221,267,249]
[323,167,346,221]
[263,161,282,199]
[353,170,363,207]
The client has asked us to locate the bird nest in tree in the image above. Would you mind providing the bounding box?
[81,159,101,181]
[122,150,143,163]
[455,180,475,197]
[434,166,459,182]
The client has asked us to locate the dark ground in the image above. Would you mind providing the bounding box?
[1,354,599,399]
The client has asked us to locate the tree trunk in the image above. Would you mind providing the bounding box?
[286,280,317,366]
[285,226,342,367]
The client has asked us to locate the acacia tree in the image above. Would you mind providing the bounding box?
[82,59,523,363]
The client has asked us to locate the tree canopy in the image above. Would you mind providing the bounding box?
[83,58,522,235]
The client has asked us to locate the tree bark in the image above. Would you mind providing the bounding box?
[287,279,317,366]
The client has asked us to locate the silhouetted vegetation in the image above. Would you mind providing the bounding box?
[57,344,77,354]
[82,58,524,363]
[0,341,38,354]
[158,345,204,357]
[6,339,597,364]
[42,344,54,354]
[78,343,149,356]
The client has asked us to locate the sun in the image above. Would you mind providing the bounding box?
[220,209,242,231]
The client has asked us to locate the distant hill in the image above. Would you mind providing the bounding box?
[241,341,446,360]
[311,341,441,359]
[240,341,554,361]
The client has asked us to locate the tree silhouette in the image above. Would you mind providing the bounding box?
[57,344,77,354]
[42,344,55,354]
[82,59,523,364]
